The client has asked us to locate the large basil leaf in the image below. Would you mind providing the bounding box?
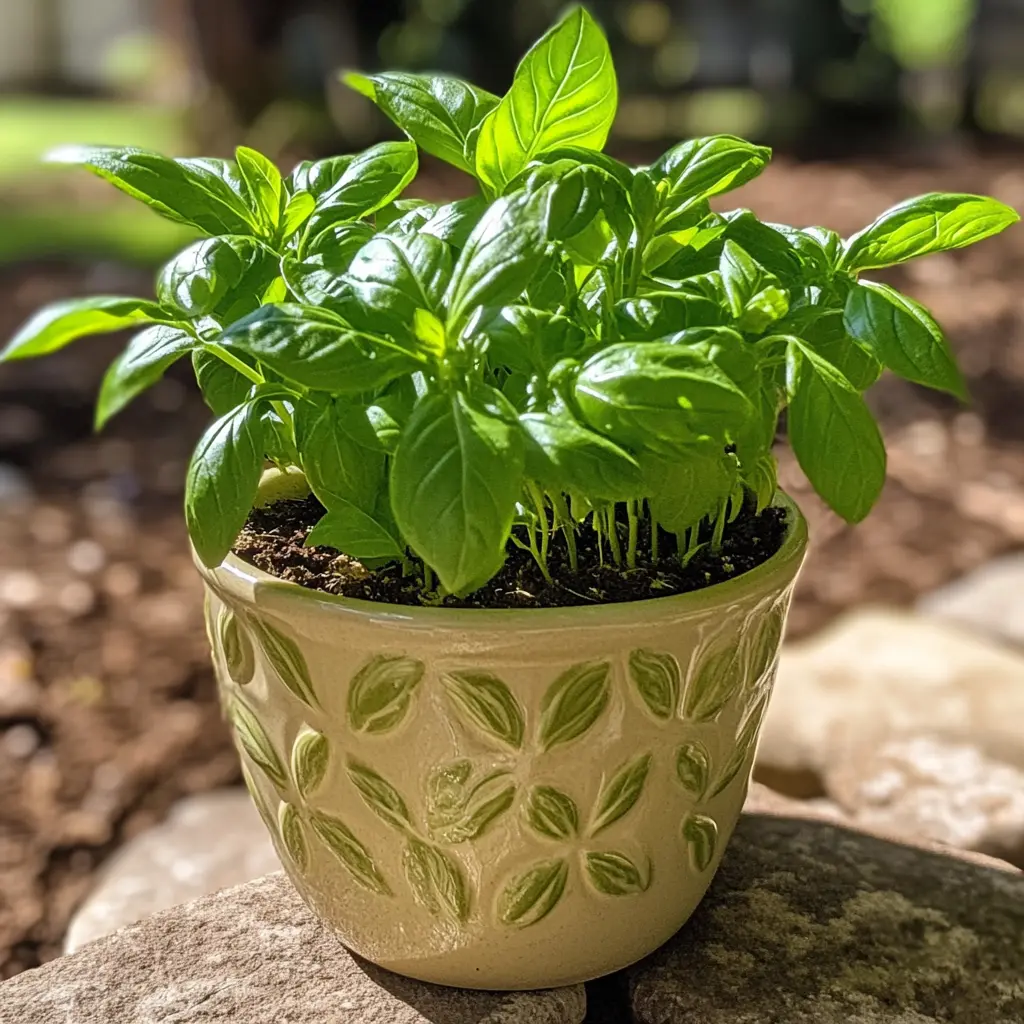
[48,145,258,235]
[282,223,375,307]
[786,339,886,523]
[294,396,384,510]
[221,304,420,392]
[306,502,403,561]
[2,296,170,361]
[652,135,770,211]
[157,236,280,322]
[390,386,524,595]
[96,325,194,428]
[235,146,282,237]
[344,232,452,347]
[575,343,753,451]
[614,292,722,340]
[475,7,617,194]
[185,400,266,567]
[782,308,881,392]
[841,192,1019,272]
[720,210,802,285]
[287,155,355,198]
[480,307,584,376]
[345,71,498,175]
[302,141,418,245]
[421,196,488,249]
[192,348,254,416]
[521,412,644,501]
[641,445,734,533]
[844,280,966,399]
[445,191,549,337]
[719,240,789,333]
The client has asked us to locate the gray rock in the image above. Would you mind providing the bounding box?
[919,554,1024,647]
[630,814,1024,1024]
[3,873,586,1024]
[758,609,1024,779]
[65,789,282,952]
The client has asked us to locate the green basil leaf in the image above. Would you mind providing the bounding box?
[221,304,420,393]
[445,190,549,337]
[628,648,681,720]
[344,232,452,346]
[779,308,881,392]
[185,401,266,568]
[719,239,789,331]
[614,292,723,340]
[2,296,169,362]
[498,859,568,927]
[390,386,524,595]
[347,654,425,734]
[521,412,644,501]
[420,196,488,249]
[280,190,315,238]
[786,339,886,523]
[480,307,584,376]
[306,502,403,561]
[157,235,280,322]
[652,135,770,210]
[192,348,254,416]
[589,753,652,836]
[769,224,841,283]
[641,444,735,534]
[303,141,418,244]
[584,851,650,895]
[294,396,384,511]
[441,670,526,749]
[48,145,258,235]
[841,192,1019,272]
[844,280,966,399]
[575,342,752,451]
[96,325,194,428]
[403,837,470,923]
[538,660,611,751]
[235,146,282,236]
[345,71,499,174]
[475,7,617,194]
[287,156,355,197]
[720,210,802,285]
[282,223,375,307]
[524,786,579,840]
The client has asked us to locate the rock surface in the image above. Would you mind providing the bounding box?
[758,608,1024,777]
[3,872,586,1024]
[64,789,281,953]
[825,736,1024,868]
[919,553,1024,647]
[630,813,1024,1024]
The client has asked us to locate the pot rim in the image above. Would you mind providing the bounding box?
[197,483,807,628]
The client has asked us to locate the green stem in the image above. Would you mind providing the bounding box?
[626,500,638,569]
[650,504,660,563]
[205,342,263,386]
[606,505,623,567]
[593,511,604,568]
[423,562,435,592]
[552,492,578,573]
[711,500,728,553]
[526,481,553,583]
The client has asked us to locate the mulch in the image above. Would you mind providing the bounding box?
[2,148,1024,977]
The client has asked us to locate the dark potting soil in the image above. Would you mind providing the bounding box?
[233,494,789,609]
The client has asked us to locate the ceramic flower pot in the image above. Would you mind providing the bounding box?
[197,479,807,991]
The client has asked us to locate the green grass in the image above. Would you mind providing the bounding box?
[0,98,192,264]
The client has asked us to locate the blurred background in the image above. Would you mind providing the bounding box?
[2,0,1024,981]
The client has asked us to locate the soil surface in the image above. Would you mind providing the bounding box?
[236,495,788,608]
[3,149,1024,977]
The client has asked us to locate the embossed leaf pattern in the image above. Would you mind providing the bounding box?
[290,727,330,798]
[589,753,652,836]
[431,775,515,845]
[241,762,277,832]
[749,602,785,682]
[683,646,741,722]
[499,859,569,927]
[250,616,319,708]
[524,785,579,840]
[628,649,680,720]
[442,670,525,749]
[683,813,719,872]
[218,606,255,685]
[310,811,392,895]
[229,699,287,788]
[347,654,425,734]
[584,851,651,895]
[538,661,611,751]
[676,740,712,800]
[403,837,470,923]
[278,801,309,871]
[709,691,770,798]
[347,758,413,832]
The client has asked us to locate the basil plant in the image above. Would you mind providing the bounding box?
[3,6,1018,598]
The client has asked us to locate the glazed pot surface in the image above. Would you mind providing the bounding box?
[198,491,807,990]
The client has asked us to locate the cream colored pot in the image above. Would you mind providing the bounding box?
[197,481,807,991]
